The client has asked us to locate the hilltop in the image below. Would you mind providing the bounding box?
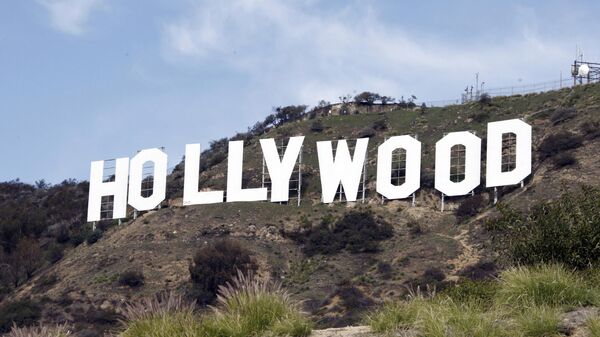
[2,83,600,335]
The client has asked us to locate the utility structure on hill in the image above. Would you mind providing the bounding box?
[572,60,600,85]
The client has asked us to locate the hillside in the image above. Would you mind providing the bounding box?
[3,83,600,335]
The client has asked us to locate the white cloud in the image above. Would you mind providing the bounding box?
[160,1,575,105]
[39,0,102,36]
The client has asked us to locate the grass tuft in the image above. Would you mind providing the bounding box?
[368,264,600,336]
[515,306,561,337]
[6,324,71,337]
[495,264,597,308]
[120,273,311,337]
[203,271,311,337]
[120,292,201,337]
[587,317,600,337]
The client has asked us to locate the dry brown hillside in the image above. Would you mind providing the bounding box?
[8,83,600,335]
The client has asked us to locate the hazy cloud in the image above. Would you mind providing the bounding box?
[161,1,574,104]
[39,0,102,35]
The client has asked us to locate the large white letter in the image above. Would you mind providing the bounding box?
[226,140,268,202]
[260,136,305,202]
[317,138,369,203]
[435,132,481,196]
[87,157,129,222]
[183,144,224,205]
[376,136,421,199]
[486,119,532,187]
[128,148,168,211]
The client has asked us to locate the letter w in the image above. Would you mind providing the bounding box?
[317,138,369,203]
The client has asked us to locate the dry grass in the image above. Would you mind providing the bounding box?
[120,292,196,323]
[6,324,71,337]
[119,272,311,337]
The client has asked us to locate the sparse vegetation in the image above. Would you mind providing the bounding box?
[6,324,71,337]
[479,93,492,105]
[442,279,499,307]
[121,274,311,337]
[581,121,600,140]
[495,264,596,308]
[550,107,577,125]
[119,270,145,288]
[406,267,447,292]
[354,92,382,105]
[86,229,102,244]
[0,300,41,333]
[309,120,324,132]
[455,194,486,219]
[358,127,376,138]
[588,317,600,337]
[406,220,424,237]
[516,306,561,337]
[371,119,387,131]
[369,264,600,336]
[189,239,257,304]
[120,292,201,337]
[459,261,498,280]
[471,111,489,123]
[553,152,577,168]
[287,211,393,256]
[486,185,600,269]
[5,76,600,335]
[538,132,583,160]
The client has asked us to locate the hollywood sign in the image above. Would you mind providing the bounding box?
[87,119,531,222]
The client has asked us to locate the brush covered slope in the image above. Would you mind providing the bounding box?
[3,83,600,334]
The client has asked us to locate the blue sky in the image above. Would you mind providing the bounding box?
[1,0,599,183]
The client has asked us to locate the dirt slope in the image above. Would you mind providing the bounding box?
[9,83,600,333]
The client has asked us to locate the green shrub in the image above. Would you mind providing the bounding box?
[319,283,374,327]
[455,195,486,219]
[357,127,376,138]
[581,121,600,140]
[406,267,447,292]
[486,186,600,268]
[538,132,583,160]
[309,120,324,133]
[0,300,41,333]
[86,229,102,244]
[553,152,577,168]
[459,261,498,280]
[371,119,387,131]
[45,242,64,263]
[119,270,145,288]
[292,211,393,256]
[189,239,257,304]
[550,107,577,125]
[471,111,489,123]
[406,220,424,237]
[479,93,492,105]
[496,264,597,308]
